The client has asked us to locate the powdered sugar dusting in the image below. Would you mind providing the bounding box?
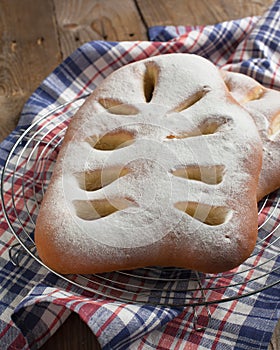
[222,70,280,200]
[35,54,263,273]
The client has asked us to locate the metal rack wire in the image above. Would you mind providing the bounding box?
[1,97,280,312]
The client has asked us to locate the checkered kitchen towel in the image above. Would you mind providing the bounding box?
[1,1,280,349]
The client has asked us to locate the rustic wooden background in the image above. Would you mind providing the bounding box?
[0,1,279,349]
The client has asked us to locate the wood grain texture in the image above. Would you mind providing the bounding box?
[0,0,61,141]
[136,0,274,26]
[41,313,101,350]
[54,0,147,57]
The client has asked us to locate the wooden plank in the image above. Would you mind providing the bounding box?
[41,313,101,350]
[53,0,147,58]
[136,0,274,26]
[0,0,61,142]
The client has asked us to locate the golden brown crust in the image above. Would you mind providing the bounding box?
[35,54,262,274]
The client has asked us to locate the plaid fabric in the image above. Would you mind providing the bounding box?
[1,1,280,349]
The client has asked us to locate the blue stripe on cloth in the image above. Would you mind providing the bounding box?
[149,1,280,90]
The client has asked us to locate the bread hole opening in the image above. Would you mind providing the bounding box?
[173,88,210,112]
[268,112,280,137]
[73,197,135,221]
[86,130,135,150]
[175,201,231,226]
[243,86,264,103]
[224,76,265,104]
[166,118,228,139]
[143,62,159,103]
[98,98,139,115]
[198,118,228,135]
[75,166,130,191]
[172,165,224,185]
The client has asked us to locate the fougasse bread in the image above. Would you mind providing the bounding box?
[35,53,263,275]
[221,70,280,201]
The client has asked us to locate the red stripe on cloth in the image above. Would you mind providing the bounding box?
[154,309,194,349]
[215,17,256,66]
[136,339,146,350]
[75,41,142,99]
[269,60,280,89]
[7,333,28,350]
[95,304,124,338]
[0,235,16,256]
[133,42,165,61]
[178,26,205,52]
[76,300,110,324]
[175,26,181,36]
[0,321,14,339]
[0,320,27,349]
[234,39,248,65]
[7,335,27,350]
[30,304,67,347]
[173,310,209,349]
[211,300,239,350]
[211,244,267,349]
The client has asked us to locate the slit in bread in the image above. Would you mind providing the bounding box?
[35,54,263,274]
[174,201,232,226]
[86,129,135,150]
[171,165,225,185]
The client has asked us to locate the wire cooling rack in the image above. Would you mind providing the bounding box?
[1,97,280,314]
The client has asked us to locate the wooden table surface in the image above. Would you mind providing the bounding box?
[1,1,279,349]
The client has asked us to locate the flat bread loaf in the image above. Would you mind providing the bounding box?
[221,70,280,201]
[35,53,262,274]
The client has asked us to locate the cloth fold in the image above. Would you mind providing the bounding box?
[1,1,280,349]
